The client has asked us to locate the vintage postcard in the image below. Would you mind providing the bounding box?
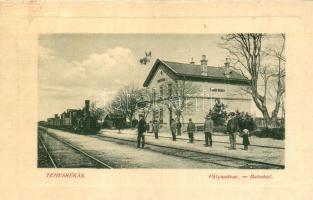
[38,33,284,169]
[1,1,312,200]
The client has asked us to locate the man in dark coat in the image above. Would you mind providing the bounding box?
[187,118,196,143]
[170,118,177,141]
[176,120,182,136]
[137,115,147,148]
[227,112,239,150]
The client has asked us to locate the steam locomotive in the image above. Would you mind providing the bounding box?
[41,100,100,134]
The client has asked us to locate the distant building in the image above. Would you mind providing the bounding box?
[142,55,252,125]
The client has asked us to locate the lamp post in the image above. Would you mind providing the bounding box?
[210,88,215,109]
[152,88,156,122]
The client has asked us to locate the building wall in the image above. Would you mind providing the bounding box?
[145,64,252,125]
[145,97,251,125]
[147,65,173,94]
[192,81,250,99]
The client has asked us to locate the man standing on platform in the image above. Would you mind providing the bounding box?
[137,115,147,148]
[227,112,239,150]
[152,120,159,139]
[203,115,214,147]
[187,118,196,143]
[170,118,177,141]
[176,119,182,136]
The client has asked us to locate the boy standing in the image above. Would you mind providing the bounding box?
[241,129,250,150]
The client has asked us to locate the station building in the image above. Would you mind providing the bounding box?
[142,55,252,125]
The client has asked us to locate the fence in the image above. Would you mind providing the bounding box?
[254,117,284,129]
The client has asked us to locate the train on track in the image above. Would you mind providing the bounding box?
[38,100,100,134]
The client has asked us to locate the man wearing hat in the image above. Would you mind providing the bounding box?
[203,114,214,147]
[187,118,196,143]
[137,114,147,148]
[227,112,239,150]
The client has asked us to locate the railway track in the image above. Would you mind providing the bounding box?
[144,133,285,150]
[92,134,284,169]
[38,135,57,168]
[38,130,113,169]
[38,126,284,169]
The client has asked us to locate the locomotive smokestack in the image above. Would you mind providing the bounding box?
[85,100,90,116]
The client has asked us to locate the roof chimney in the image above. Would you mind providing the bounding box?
[224,57,231,78]
[190,57,195,64]
[201,55,208,76]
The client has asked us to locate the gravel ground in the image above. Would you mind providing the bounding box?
[46,129,232,169]
[39,131,108,168]
[106,128,285,148]
[92,135,282,169]
[100,129,284,166]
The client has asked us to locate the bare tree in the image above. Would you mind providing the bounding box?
[162,80,200,123]
[90,101,106,121]
[220,33,285,127]
[136,88,157,120]
[109,84,142,122]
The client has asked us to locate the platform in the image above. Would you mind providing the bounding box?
[100,128,285,166]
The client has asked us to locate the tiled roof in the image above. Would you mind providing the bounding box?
[143,59,250,87]
[162,60,248,80]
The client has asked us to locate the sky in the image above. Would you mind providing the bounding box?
[38,34,284,121]
[38,34,229,121]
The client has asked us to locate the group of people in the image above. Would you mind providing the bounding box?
[172,116,214,146]
[136,115,161,148]
[136,113,254,150]
[227,112,255,150]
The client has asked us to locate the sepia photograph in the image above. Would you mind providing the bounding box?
[37,33,285,169]
[3,1,313,199]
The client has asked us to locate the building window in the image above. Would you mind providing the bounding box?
[152,88,156,102]
[168,83,172,96]
[160,108,163,123]
[160,86,163,97]
[211,88,225,92]
[157,78,165,83]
